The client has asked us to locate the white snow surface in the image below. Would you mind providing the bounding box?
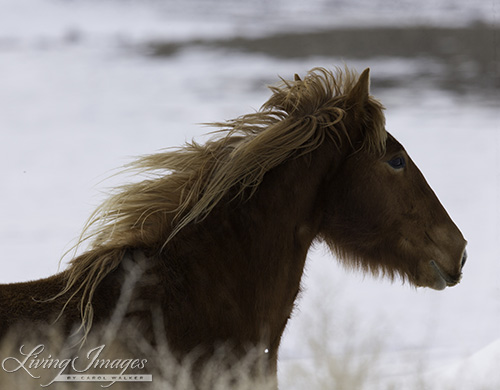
[0,1,499,388]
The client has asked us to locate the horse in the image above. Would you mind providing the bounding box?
[0,67,467,386]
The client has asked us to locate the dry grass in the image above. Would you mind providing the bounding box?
[1,274,497,390]
[0,324,277,390]
[2,317,497,390]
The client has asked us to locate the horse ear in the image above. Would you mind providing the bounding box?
[346,68,370,107]
[294,73,302,81]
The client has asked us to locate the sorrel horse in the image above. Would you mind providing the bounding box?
[0,67,467,383]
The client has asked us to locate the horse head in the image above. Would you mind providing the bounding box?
[319,69,467,290]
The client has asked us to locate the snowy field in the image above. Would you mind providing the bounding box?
[0,0,499,389]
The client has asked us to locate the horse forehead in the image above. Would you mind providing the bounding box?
[385,132,405,153]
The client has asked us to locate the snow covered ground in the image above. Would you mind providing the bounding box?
[0,0,499,388]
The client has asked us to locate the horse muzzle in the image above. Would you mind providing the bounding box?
[429,252,466,290]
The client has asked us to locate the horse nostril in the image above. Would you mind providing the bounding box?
[461,250,468,269]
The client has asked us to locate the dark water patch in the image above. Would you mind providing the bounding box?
[148,25,499,94]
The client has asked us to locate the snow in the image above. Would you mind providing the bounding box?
[0,0,499,388]
[427,339,500,388]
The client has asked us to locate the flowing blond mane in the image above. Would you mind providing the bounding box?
[59,67,386,339]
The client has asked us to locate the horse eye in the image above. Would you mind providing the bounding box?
[387,156,406,169]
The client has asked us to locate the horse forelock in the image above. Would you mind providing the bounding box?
[60,66,387,339]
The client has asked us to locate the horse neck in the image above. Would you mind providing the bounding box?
[239,143,337,309]
[163,141,338,354]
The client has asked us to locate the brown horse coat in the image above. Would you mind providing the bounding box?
[0,67,467,382]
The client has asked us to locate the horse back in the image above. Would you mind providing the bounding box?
[0,272,78,338]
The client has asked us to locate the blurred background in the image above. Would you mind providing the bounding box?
[0,0,499,388]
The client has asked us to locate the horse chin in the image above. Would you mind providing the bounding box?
[428,260,460,290]
[428,271,448,291]
[413,260,460,290]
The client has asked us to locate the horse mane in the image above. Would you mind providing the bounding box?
[58,67,387,340]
